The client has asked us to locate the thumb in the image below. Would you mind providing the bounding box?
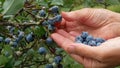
[67,43,100,60]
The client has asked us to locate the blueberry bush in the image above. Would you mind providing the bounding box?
[0,0,120,68]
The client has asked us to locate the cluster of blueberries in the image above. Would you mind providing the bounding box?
[39,6,62,31]
[38,37,63,68]
[75,32,105,46]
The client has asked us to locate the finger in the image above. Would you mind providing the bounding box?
[51,33,73,51]
[69,31,80,37]
[57,29,75,41]
[67,43,100,60]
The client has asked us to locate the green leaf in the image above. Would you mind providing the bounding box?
[0,55,8,65]
[51,0,63,6]
[2,0,25,15]
[4,58,15,68]
[14,60,22,66]
[34,26,46,38]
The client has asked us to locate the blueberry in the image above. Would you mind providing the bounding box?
[88,40,96,46]
[54,56,62,64]
[42,21,48,26]
[38,47,47,55]
[9,27,15,34]
[47,19,55,25]
[0,37,3,42]
[83,41,88,45]
[48,25,55,31]
[18,31,24,40]
[25,33,34,42]
[5,38,11,44]
[75,36,83,43]
[95,38,105,43]
[54,15,62,22]
[14,38,20,43]
[81,31,89,39]
[86,35,94,42]
[45,64,53,68]
[96,42,102,46]
[39,10,46,17]
[49,6,59,14]
[11,41,18,48]
[46,37,53,44]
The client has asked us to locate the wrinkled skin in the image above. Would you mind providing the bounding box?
[51,8,120,68]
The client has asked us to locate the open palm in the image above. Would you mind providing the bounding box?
[52,8,120,68]
[59,8,120,39]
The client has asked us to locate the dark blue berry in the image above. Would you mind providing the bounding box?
[75,36,83,42]
[48,25,55,31]
[83,41,88,45]
[88,40,96,46]
[95,38,105,43]
[12,41,18,48]
[54,15,62,22]
[46,37,53,44]
[18,31,24,40]
[50,6,59,14]
[42,21,48,26]
[54,56,62,64]
[38,47,47,55]
[25,33,34,43]
[96,42,102,46]
[86,35,94,42]
[81,31,89,39]
[39,10,46,17]
[5,38,11,44]
[45,64,53,68]
[0,37,3,42]
[47,19,55,25]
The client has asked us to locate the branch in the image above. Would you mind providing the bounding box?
[0,20,44,29]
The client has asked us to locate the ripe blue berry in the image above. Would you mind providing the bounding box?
[46,37,53,44]
[54,56,62,64]
[54,15,62,22]
[0,37,3,42]
[50,6,59,14]
[42,21,48,26]
[83,41,88,45]
[25,33,34,43]
[48,25,55,31]
[96,42,102,46]
[86,35,94,42]
[75,36,83,43]
[5,38,11,44]
[45,64,53,68]
[88,40,96,46]
[47,19,55,25]
[95,38,105,43]
[38,47,47,55]
[81,31,89,39]
[11,41,18,48]
[18,31,24,40]
[39,10,46,17]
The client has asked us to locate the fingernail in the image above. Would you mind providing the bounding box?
[67,45,75,54]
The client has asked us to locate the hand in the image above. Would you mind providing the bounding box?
[51,8,120,68]
[58,8,120,39]
[51,30,120,68]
